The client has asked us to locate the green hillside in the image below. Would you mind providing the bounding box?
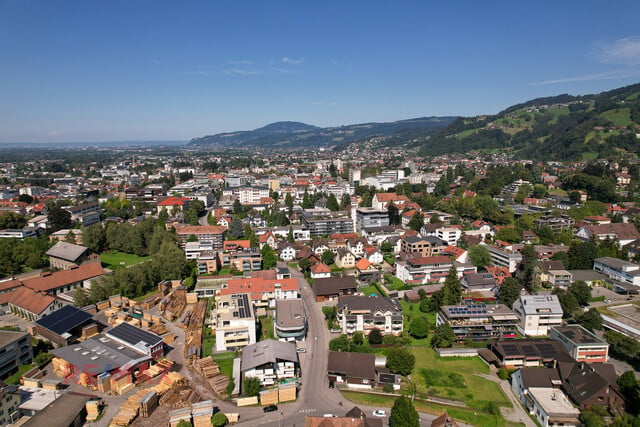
[420,83,640,160]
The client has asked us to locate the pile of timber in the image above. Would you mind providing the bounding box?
[184,299,208,361]
[159,384,199,409]
[86,400,102,422]
[192,356,230,395]
[142,359,174,379]
[163,288,187,320]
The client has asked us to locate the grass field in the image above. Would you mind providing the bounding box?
[4,364,34,385]
[400,301,435,345]
[101,251,152,269]
[601,108,632,127]
[341,391,523,427]
[260,316,274,340]
[212,352,236,379]
[360,285,379,296]
[410,346,510,411]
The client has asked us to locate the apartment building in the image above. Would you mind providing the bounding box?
[512,295,563,336]
[593,257,640,287]
[336,296,403,336]
[213,294,256,352]
[436,304,519,341]
[550,325,609,363]
[484,244,523,273]
[395,256,476,285]
[301,208,353,237]
[0,331,33,377]
[354,207,389,233]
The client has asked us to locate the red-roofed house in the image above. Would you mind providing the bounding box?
[372,193,411,210]
[219,277,299,309]
[485,266,512,285]
[223,240,251,251]
[258,231,277,249]
[8,287,67,320]
[175,225,226,248]
[310,262,332,279]
[21,263,105,296]
[355,258,380,285]
[156,196,190,214]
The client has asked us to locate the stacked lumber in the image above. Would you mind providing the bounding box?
[52,357,73,378]
[192,400,215,427]
[192,357,230,395]
[86,400,102,422]
[109,398,139,426]
[159,384,199,409]
[139,390,158,418]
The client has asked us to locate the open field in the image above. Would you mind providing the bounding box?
[100,251,152,269]
[601,108,632,127]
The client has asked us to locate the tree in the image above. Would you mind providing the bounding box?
[390,395,419,427]
[298,258,311,272]
[368,328,382,345]
[211,412,228,427]
[618,371,640,415]
[176,420,192,427]
[553,288,580,318]
[388,202,400,225]
[409,317,430,338]
[233,199,243,214]
[569,281,591,306]
[468,245,492,269]
[326,194,339,211]
[73,287,90,307]
[431,323,456,348]
[261,244,277,269]
[321,250,335,266]
[386,347,415,376]
[407,212,425,232]
[442,266,462,305]
[380,241,393,253]
[419,299,431,313]
[285,193,294,214]
[498,278,521,308]
[0,212,26,229]
[574,308,603,331]
[352,331,364,345]
[340,193,351,210]
[17,194,34,204]
[227,217,244,239]
[495,227,521,243]
[243,376,261,396]
[48,206,72,231]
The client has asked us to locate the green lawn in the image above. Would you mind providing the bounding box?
[260,316,275,340]
[601,108,632,127]
[4,364,34,385]
[400,301,435,345]
[409,346,509,411]
[341,391,522,427]
[360,285,379,296]
[212,352,236,379]
[101,251,152,269]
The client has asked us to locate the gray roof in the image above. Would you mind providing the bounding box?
[337,295,402,315]
[0,331,28,348]
[515,295,563,316]
[45,241,89,262]
[241,339,298,371]
[568,270,608,283]
[51,335,149,374]
[313,276,358,296]
[22,393,91,427]
[275,299,306,329]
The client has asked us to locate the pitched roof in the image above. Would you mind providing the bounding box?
[355,258,372,271]
[313,276,357,296]
[220,277,299,300]
[21,263,105,293]
[45,241,89,262]
[583,223,640,240]
[157,196,190,206]
[327,351,376,380]
[310,262,331,274]
[8,287,56,315]
[241,339,298,371]
[175,225,227,235]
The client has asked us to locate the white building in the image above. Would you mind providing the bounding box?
[593,257,640,287]
[336,296,403,336]
[213,294,256,352]
[241,339,299,387]
[512,295,563,336]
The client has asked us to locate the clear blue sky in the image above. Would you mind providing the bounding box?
[2,1,640,143]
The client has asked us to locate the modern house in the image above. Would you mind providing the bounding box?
[491,339,572,368]
[0,331,33,377]
[593,257,640,287]
[395,256,476,285]
[213,294,256,352]
[512,295,563,336]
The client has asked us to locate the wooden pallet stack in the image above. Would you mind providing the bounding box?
[86,400,102,422]
[139,390,159,418]
[192,356,230,395]
[191,400,215,427]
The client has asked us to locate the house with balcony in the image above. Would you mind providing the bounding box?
[395,256,476,285]
[400,235,447,258]
[213,293,256,352]
[512,295,563,336]
[218,277,299,310]
[336,296,403,336]
[436,303,519,342]
[275,299,307,341]
[550,325,609,363]
[484,243,523,273]
[0,331,33,377]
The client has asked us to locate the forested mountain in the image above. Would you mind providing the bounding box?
[419,82,640,160]
[188,117,457,148]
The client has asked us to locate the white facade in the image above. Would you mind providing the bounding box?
[512,295,563,336]
[593,257,640,287]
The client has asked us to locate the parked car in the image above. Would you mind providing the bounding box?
[373,410,387,417]
[296,348,307,353]
[323,414,337,418]
[263,405,278,413]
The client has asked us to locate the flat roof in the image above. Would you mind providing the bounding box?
[275,299,306,329]
[552,325,607,345]
[528,387,580,417]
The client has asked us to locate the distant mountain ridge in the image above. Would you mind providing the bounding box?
[188,117,457,148]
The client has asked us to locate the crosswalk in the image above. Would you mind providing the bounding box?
[298,408,316,413]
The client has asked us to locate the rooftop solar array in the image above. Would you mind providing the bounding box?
[35,305,93,335]
[494,340,567,361]
[107,322,163,347]
[232,293,252,318]
[448,305,488,316]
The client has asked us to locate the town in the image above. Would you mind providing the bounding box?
[0,143,638,427]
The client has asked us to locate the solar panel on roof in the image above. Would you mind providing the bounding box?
[521,345,538,358]
[36,305,92,335]
[500,344,519,356]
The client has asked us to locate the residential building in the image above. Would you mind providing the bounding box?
[45,241,100,270]
[327,351,377,390]
[512,295,563,336]
[395,256,476,285]
[175,225,226,248]
[21,393,91,427]
[558,361,624,411]
[222,186,269,204]
[436,304,519,341]
[461,272,498,292]
[434,226,462,246]
[371,193,411,210]
[336,296,403,336]
[355,258,380,285]
[313,277,358,302]
[156,196,190,214]
[241,339,299,387]
[310,262,331,279]
[550,325,609,363]
[593,257,640,287]
[0,331,33,377]
[491,339,572,368]
[354,207,389,233]
[275,299,307,340]
[0,382,21,427]
[484,244,523,273]
[534,215,575,233]
[301,209,353,237]
[63,202,100,226]
[20,262,105,296]
[335,249,356,269]
[213,294,256,352]
[400,235,447,258]
[576,223,640,247]
[218,277,299,309]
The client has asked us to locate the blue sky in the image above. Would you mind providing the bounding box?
[2,1,640,143]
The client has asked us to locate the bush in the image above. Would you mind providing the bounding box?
[211,412,228,427]
[497,368,514,380]
[382,383,394,393]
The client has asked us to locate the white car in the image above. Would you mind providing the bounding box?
[373,410,387,417]
[296,348,307,353]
